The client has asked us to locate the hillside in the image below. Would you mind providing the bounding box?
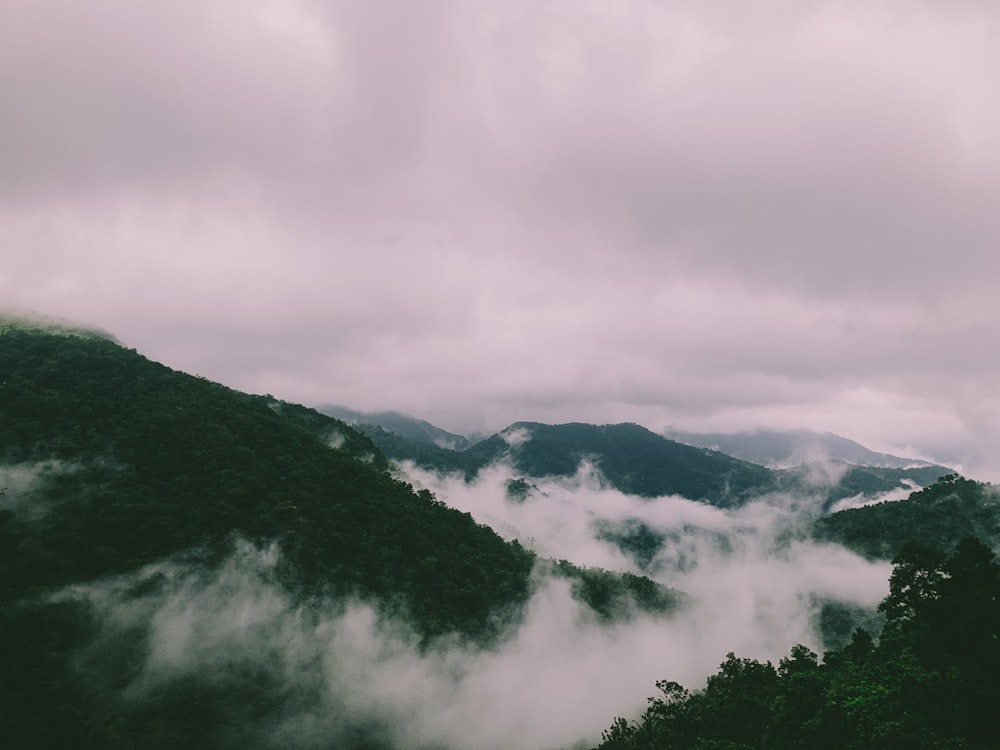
[0,319,694,749]
[0,322,535,636]
[816,474,1000,558]
[366,421,780,507]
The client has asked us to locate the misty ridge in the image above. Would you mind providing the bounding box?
[2,321,998,749]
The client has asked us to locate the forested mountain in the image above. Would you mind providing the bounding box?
[360,418,952,513]
[0,320,679,749]
[0,322,534,637]
[816,474,1000,558]
[775,461,949,512]
[364,421,780,506]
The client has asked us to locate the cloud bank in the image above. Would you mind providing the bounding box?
[4,1,1000,475]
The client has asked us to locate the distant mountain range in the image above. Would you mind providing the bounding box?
[350,417,951,511]
[664,427,931,469]
[318,405,475,450]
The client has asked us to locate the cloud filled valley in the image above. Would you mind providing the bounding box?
[44,458,894,750]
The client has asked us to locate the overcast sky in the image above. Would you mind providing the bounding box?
[3,1,1000,476]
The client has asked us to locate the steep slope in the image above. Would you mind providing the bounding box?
[364,420,954,514]
[815,474,1000,558]
[0,320,684,749]
[368,421,779,507]
[0,322,534,637]
[774,461,952,512]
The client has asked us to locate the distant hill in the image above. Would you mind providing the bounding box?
[317,405,473,450]
[665,428,932,469]
[364,420,953,511]
[0,320,536,638]
[816,474,1000,558]
[365,421,778,507]
[775,461,952,513]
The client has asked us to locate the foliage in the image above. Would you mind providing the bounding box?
[595,536,1000,750]
[548,559,688,622]
[0,322,701,749]
[0,324,536,638]
[369,421,780,506]
[816,474,1000,558]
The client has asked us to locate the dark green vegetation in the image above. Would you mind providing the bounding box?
[0,321,678,749]
[361,420,952,515]
[798,463,947,513]
[597,537,1000,750]
[548,559,688,623]
[816,474,1000,559]
[365,421,780,506]
[0,322,533,637]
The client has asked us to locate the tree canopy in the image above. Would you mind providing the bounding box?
[596,536,1000,749]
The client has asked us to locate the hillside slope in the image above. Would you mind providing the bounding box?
[0,320,686,749]
[0,322,534,636]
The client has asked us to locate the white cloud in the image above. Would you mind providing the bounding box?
[3,0,1000,475]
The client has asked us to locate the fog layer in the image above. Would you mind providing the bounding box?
[58,459,893,750]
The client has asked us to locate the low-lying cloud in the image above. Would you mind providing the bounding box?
[52,459,893,750]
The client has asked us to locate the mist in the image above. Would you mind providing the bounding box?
[57,458,893,750]
[402,462,891,647]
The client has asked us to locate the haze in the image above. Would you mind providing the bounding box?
[62,460,892,750]
[3,1,1000,476]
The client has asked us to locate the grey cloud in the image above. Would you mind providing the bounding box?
[3,1,1000,475]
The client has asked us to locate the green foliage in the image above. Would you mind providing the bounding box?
[772,462,952,512]
[0,324,537,638]
[820,464,950,510]
[369,420,779,506]
[594,520,669,571]
[596,537,1000,750]
[548,559,687,622]
[504,477,533,503]
[816,474,1000,558]
[0,323,544,746]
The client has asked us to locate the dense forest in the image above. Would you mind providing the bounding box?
[354,419,952,514]
[0,321,678,748]
[3,319,998,749]
[596,536,1000,750]
[815,474,1000,559]
[0,323,536,638]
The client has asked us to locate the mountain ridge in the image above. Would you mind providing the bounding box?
[665,427,932,469]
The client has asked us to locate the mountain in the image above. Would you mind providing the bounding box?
[366,420,779,507]
[775,461,952,513]
[0,321,536,638]
[816,473,1000,558]
[317,405,473,450]
[363,420,953,513]
[0,319,683,749]
[665,428,932,469]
